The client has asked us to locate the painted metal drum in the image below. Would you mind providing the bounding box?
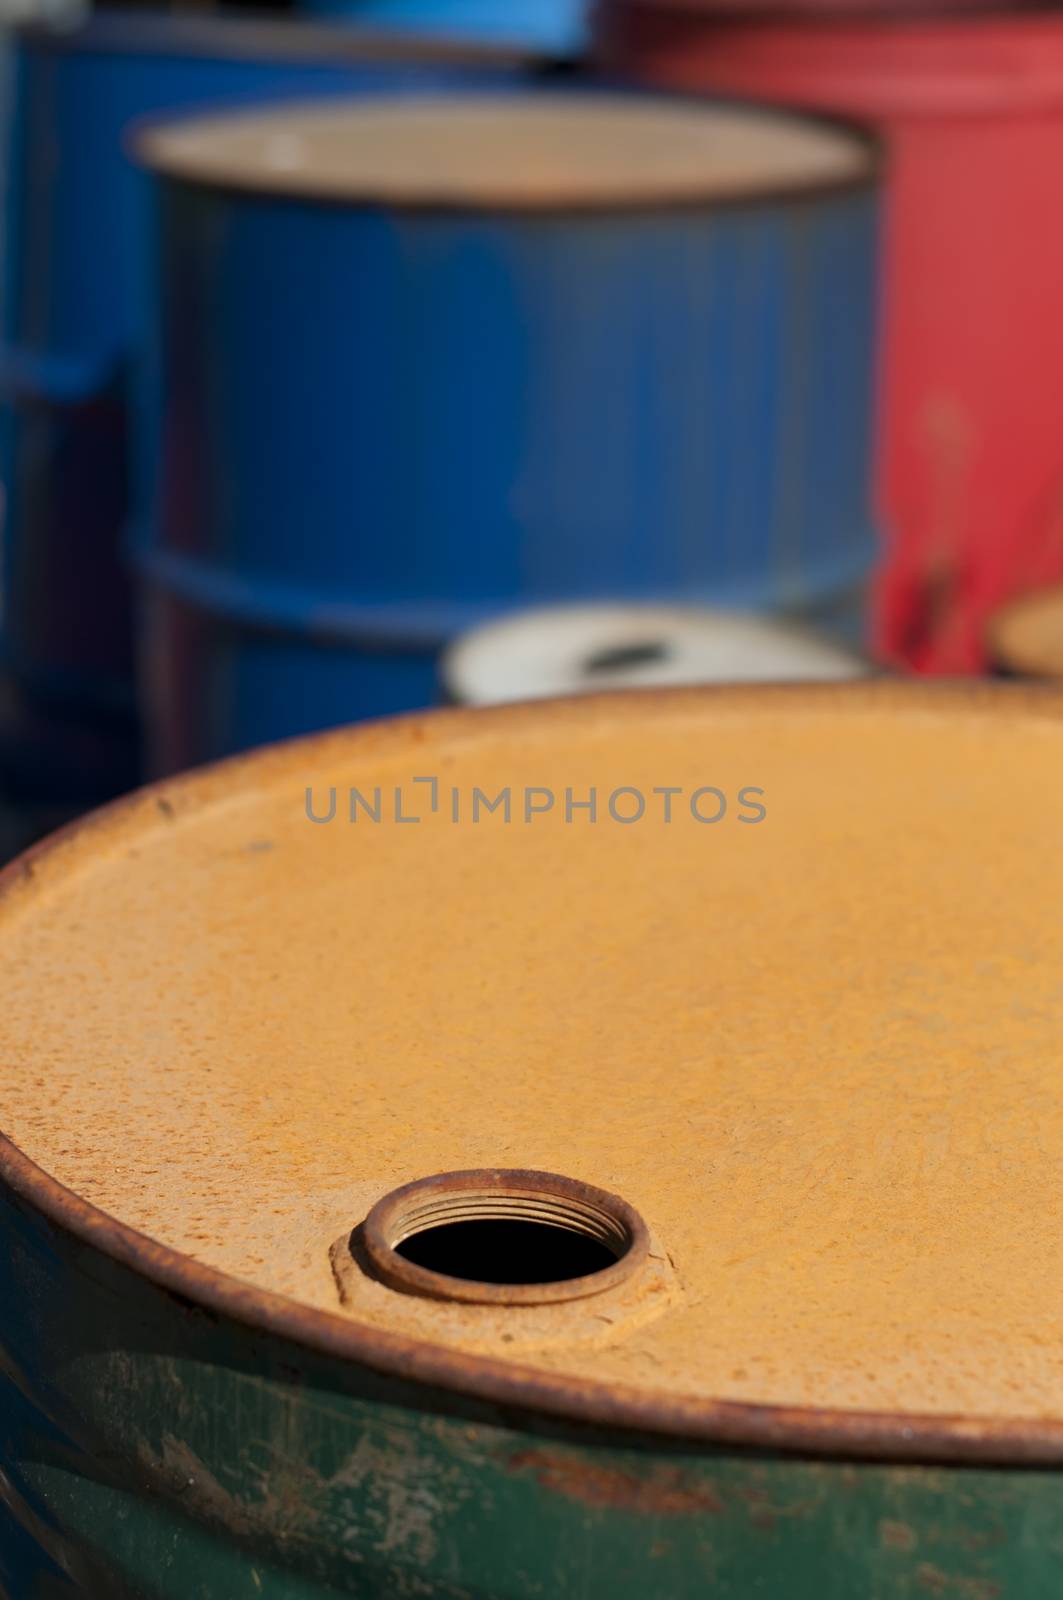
[591,0,1023,18]
[299,0,588,53]
[596,8,1063,676]
[988,586,1063,678]
[3,682,1063,1596]
[133,91,880,775]
[441,602,870,702]
[0,13,535,834]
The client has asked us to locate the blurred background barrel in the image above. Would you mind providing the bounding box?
[442,601,869,703]
[988,585,1063,678]
[296,0,589,52]
[596,7,1063,675]
[0,11,541,853]
[133,90,880,775]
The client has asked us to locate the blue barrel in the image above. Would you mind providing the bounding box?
[0,13,537,833]
[300,0,588,53]
[134,91,880,774]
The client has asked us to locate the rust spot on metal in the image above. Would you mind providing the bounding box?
[915,1565,1001,1599]
[880,1518,918,1551]
[143,1435,320,1543]
[742,1484,786,1531]
[961,1524,1007,1554]
[736,1485,772,1531]
[508,1450,723,1515]
[737,1483,823,1529]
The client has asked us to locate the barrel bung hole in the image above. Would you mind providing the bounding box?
[398,1216,615,1283]
[363,1171,649,1305]
[582,639,670,676]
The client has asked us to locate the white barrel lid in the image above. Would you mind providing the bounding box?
[134,92,875,210]
[442,603,870,705]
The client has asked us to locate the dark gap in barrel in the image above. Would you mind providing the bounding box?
[582,640,670,675]
[394,1218,618,1285]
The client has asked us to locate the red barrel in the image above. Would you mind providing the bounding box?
[609,0,1026,14]
[598,10,1063,672]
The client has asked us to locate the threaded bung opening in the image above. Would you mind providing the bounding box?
[362,1170,649,1305]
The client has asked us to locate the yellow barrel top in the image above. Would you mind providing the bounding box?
[989,586,1063,678]
[134,92,873,209]
[3,684,1063,1439]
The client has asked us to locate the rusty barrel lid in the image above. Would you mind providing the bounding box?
[441,604,870,704]
[132,90,876,210]
[3,683,1063,1462]
[988,586,1063,678]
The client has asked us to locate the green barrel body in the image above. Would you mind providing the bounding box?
[2,1179,1060,1599]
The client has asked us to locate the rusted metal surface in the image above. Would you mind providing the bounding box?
[507,1450,727,1514]
[2,681,1063,1469]
[3,1159,1063,1595]
[4,681,1063,1592]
